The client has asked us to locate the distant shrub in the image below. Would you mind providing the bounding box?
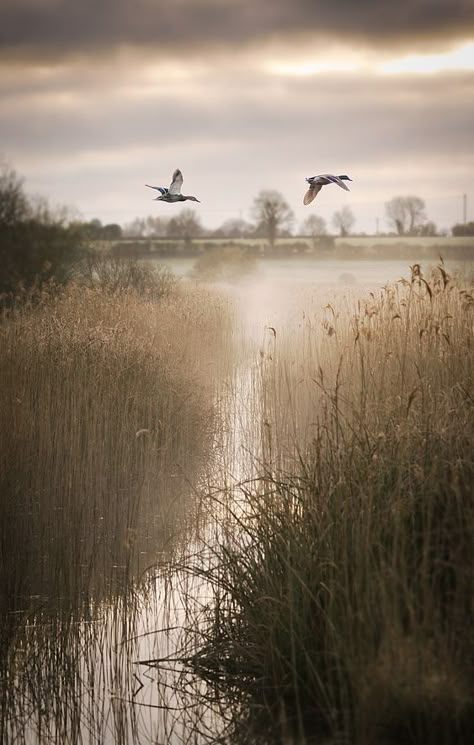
[306,235,336,254]
[77,252,178,299]
[0,162,84,302]
[452,221,474,237]
[334,240,474,261]
[0,219,85,302]
[191,244,258,282]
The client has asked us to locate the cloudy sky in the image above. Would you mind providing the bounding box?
[1,0,474,233]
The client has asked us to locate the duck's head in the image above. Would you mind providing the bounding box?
[339,175,352,181]
[185,195,201,202]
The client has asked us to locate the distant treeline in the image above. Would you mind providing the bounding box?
[452,221,474,236]
[2,157,473,301]
[100,235,474,262]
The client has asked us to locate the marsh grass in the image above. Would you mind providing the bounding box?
[190,263,474,744]
[0,279,233,601]
[77,251,179,299]
[1,586,174,744]
[0,278,233,741]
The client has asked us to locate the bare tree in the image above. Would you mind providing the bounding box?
[385,195,427,235]
[385,196,405,235]
[0,160,84,297]
[145,215,170,237]
[251,190,294,251]
[332,205,355,237]
[166,208,202,240]
[123,215,171,238]
[123,217,147,238]
[214,217,253,238]
[300,214,327,237]
[78,252,177,297]
[0,159,29,226]
[28,194,79,227]
[412,220,437,237]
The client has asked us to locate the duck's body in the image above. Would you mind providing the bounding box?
[146,169,200,203]
[303,174,352,205]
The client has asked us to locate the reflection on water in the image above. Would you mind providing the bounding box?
[1,258,470,744]
[3,576,223,744]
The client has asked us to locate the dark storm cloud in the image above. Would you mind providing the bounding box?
[1,0,474,54]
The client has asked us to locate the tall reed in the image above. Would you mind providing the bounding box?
[0,280,231,615]
[192,264,474,744]
[0,278,233,741]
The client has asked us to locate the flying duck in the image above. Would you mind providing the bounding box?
[303,174,352,205]
[145,169,200,203]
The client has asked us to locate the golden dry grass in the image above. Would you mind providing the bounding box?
[0,281,232,615]
[191,263,474,744]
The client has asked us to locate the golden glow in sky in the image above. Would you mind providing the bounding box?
[266,41,474,77]
[266,57,364,76]
[379,41,474,74]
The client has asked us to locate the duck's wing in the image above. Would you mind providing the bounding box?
[303,183,322,205]
[145,184,168,195]
[320,174,350,191]
[168,169,183,195]
[307,175,331,186]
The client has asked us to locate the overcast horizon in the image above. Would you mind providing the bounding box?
[1,0,474,234]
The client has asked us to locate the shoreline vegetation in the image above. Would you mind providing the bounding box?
[100,235,474,262]
[0,272,232,614]
[185,262,474,744]
[0,265,234,742]
[0,253,473,744]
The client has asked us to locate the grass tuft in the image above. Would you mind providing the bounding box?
[191,263,474,744]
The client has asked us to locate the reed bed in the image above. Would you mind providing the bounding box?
[0,275,235,742]
[0,277,231,624]
[191,264,474,744]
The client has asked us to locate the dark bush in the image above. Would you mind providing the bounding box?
[0,162,84,301]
